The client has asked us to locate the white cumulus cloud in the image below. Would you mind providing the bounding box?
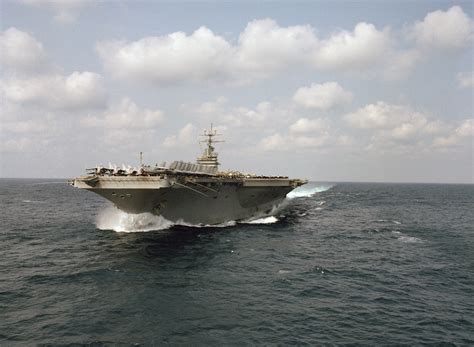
[409,6,473,50]
[260,133,286,151]
[96,19,421,85]
[2,71,107,110]
[163,123,197,148]
[0,27,47,73]
[237,18,317,73]
[259,132,332,151]
[289,118,329,134]
[314,22,392,70]
[343,102,473,152]
[96,27,235,84]
[344,101,427,131]
[293,82,353,110]
[195,97,285,127]
[81,98,164,129]
[259,117,347,152]
[433,119,473,147]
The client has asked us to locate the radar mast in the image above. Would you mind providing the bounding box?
[197,123,224,169]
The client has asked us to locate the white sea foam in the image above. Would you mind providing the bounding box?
[243,216,279,224]
[278,270,291,274]
[393,230,423,243]
[286,184,333,199]
[397,235,423,243]
[177,219,238,228]
[96,207,174,233]
[377,219,402,225]
[96,205,282,233]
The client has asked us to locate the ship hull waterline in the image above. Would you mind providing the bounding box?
[75,177,300,225]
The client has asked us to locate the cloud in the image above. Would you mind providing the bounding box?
[163,123,196,147]
[79,98,165,148]
[237,18,317,73]
[259,132,333,151]
[19,0,92,24]
[195,97,285,127]
[457,72,474,88]
[422,120,446,135]
[383,49,421,80]
[260,133,286,151]
[191,96,359,153]
[409,6,473,51]
[343,102,472,153]
[1,28,107,112]
[0,27,47,73]
[2,71,107,110]
[81,98,164,129]
[260,117,346,152]
[0,105,66,154]
[314,22,392,70]
[344,101,428,131]
[97,19,419,85]
[433,119,473,147]
[293,82,353,110]
[343,102,441,149]
[2,119,48,133]
[289,118,329,134]
[96,27,235,84]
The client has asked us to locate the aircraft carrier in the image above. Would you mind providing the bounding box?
[70,126,307,225]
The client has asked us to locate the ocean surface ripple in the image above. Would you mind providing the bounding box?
[1,179,473,345]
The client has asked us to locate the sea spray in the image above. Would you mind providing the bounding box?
[243,216,279,224]
[96,204,285,232]
[96,193,295,232]
[96,206,173,232]
[286,184,334,199]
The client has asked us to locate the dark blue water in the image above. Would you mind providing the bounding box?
[1,179,473,345]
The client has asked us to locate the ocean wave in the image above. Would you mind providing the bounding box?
[376,219,402,225]
[397,235,423,243]
[286,184,333,199]
[390,230,423,243]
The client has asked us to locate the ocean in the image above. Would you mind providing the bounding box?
[1,179,473,345]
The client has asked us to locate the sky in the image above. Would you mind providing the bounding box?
[0,0,473,183]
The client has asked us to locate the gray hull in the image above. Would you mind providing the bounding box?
[91,185,292,225]
[73,176,302,225]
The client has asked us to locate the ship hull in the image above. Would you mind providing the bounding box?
[73,176,300,225]
[89,185,292,225]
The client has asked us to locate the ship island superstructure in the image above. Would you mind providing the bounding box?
[70,126,307,225]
